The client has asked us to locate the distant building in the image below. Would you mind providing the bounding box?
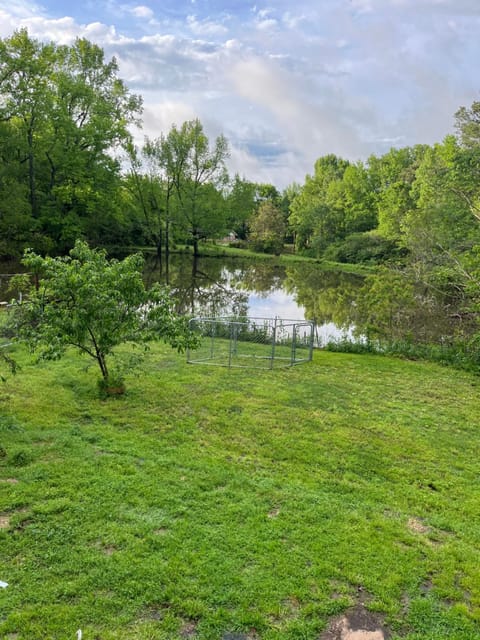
[219,231,238,244]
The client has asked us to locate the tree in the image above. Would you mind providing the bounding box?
[225,174,256,240]
[161,119,229,256]
[280,183,301,244]
[367,145,428,243]
[405,137,480,266]
[288,154,350,254]
[125,141,170,258]
[12,241,196,393]
[0,30,142,255]
[254,183,281,206]
[455,101,480,149]
[249,200,286,254]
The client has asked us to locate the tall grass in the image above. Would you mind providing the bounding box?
[323,335,480,374]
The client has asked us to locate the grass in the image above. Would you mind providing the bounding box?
[1,343,480,639]
[138,242,375,276]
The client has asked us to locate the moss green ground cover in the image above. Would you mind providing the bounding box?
[1,345,480,639]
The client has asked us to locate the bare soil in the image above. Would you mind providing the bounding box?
[319,604,391,640]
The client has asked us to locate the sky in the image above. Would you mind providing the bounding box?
[0,0,479,188]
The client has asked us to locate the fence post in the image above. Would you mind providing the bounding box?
[291,324,297,365]
[270,316,277,369]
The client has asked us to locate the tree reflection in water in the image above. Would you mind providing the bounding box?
[144,253,249,318]
[144,253,472,348]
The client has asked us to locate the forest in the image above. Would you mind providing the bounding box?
[2,29,480,352]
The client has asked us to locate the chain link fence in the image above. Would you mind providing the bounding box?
[187,317,314,369]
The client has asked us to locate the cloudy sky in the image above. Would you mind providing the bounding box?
[0,0,479,187]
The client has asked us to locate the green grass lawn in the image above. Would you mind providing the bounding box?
[1,344,480,639]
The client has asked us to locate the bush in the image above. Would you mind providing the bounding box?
[323,233,402,264]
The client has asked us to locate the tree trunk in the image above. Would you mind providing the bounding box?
[27,127,38,218]
[98,353,109,381]
[156,228,163,260]
[165,219,170,259]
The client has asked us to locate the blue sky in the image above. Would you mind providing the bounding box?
[1,0,479,187]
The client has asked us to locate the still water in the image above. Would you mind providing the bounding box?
[0,252,465,347]
[144,254,363,345]
[145,253,472,347]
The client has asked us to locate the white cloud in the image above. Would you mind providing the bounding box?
[0,0,479,187]
[257,8,273,18]
[140,98,197,138]
[186,15,228,36]
[282,12,306,29]
[227,56,370,168]
[256,18,277,31]
[130,5,154,19]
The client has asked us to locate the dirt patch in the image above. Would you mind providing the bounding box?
[13,518,33,532]
[407,517,430,534]
[101,545,117,556]
[319,605,390,640]
[420,578,433,595]
[0,478,18,484]
[140,604,171,621]
[0,514,10,529]
[282,596,301,614]
[355,586,372,606]
[267,507,281,518]
[180,620,198,638]
[400,593,410,615]
[154,527,169,536]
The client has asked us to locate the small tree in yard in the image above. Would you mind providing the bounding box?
[11,240,197,393]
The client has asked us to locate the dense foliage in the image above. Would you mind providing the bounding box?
[0,29,142,257]
[10,241,196,391]
[287,115,480,349]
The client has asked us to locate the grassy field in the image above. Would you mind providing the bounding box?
[1,343,480,639]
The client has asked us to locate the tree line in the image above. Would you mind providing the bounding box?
[289,129,480,268]
[2,28,480,295]
[0,30,294,260]
[288,104,480,338]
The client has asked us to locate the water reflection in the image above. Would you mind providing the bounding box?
[144,254,362,343]
[144,254,249,318]
[1,251,465,348]
[144,254,471,347]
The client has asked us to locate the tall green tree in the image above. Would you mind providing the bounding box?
[289,154,350,254]
[367,145,428,243]
[0,30,142,255]
[160,119,229,256]
[225,174,256,240]
[249,200,286,254]
[125,141,170,258]
[405,137,480,268]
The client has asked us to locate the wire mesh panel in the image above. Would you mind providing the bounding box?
[187,317,314,369]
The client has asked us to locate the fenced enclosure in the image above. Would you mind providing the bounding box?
[187,317,314,369]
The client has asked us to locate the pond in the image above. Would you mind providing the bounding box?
[0,251,470,349]
[144,253,473,348]
[144,254,364,346]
